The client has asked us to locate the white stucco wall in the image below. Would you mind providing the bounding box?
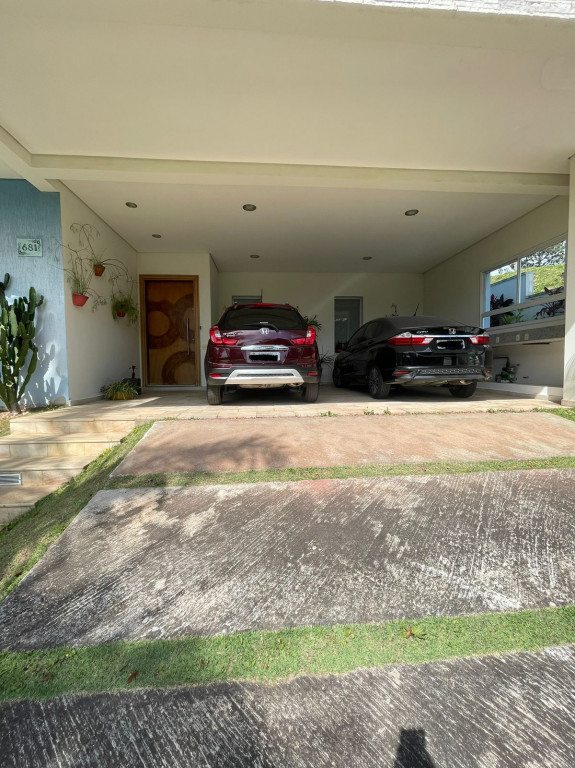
[218,272,424,358]
[58,183,140,403]
[423,196,569,387]
[209,256,220,326]
[491,341,565,387]
[137,253,212,385]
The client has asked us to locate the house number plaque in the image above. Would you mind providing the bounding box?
[17,238,43,257]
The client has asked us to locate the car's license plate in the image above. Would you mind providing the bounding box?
[250,353,280,362]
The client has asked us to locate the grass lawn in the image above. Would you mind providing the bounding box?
[1,607,574,702]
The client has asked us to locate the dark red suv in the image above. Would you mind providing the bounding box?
[205,303,321,404]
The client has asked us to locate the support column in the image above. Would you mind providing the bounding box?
[563,155,575,406]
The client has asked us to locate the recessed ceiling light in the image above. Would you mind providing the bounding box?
[250,254,260,259]
[243,204,257,212]
[362,256,373,261]
[152,233,162,238]
[405,209,419,216]
[125,202,138,208]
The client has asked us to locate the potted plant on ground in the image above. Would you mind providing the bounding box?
[101,380,139,400]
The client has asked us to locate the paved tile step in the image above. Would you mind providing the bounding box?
[0,453,102,486]
[0,433,123,459]
[0,484,60,525]
[10,418,136,436]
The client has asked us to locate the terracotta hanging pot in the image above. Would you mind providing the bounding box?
[93,264,106,277]
[116,310,126,318]
[72,293,89,307]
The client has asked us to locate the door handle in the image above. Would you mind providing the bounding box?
[186,318,190,356]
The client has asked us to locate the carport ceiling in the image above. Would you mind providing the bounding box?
[63,181,552,273]
[0,0,574,271]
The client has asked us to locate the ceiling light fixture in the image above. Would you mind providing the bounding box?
[404,209,419,216]
[362,256,373,261]
[243,204,257,212]
[250,254,260,259]
[152,234,162,238]
[125,202,138,208]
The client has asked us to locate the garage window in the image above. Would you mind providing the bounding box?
[482,238,566,328]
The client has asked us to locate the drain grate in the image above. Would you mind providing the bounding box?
[0,473,22,486]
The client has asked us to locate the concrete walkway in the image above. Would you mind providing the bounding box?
[20,384,561,424]
[2,646,574,767]
[1,469,574,649]
[113,411,575,475]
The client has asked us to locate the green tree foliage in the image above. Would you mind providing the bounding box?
[0,274,45,413]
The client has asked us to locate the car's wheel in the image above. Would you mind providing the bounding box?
[332,367,344,388]
[207,384,223,405]
[302,382,320,403]
[448,382,477,399]
[367,366,391,399]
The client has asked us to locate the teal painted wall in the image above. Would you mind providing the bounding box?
[0,179,69,407]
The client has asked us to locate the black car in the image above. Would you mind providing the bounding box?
[333,316,492,399]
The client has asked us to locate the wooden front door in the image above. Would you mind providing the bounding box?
[141,277,199,386]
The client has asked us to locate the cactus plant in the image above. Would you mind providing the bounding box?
[0,274,45,413]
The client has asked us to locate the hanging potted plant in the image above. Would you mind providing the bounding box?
[111,292,138,322]
[63,252,107,309]
[110,275,139,323]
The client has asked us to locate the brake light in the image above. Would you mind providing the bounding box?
[470,335,490,345]
[292,327,317,345]
[209,326,223,344]
[209,326,238,345]
[387,333,432,346]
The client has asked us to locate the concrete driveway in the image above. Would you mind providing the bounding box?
[1,468,574,649]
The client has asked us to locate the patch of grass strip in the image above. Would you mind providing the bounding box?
[107,455,575,489]
[0,423,153,602]
[536,407,575,423]
[0,606,573,702]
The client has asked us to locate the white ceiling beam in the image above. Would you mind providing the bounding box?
[0,126,56,192]
[32,154,569,196]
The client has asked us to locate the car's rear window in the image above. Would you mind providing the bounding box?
[221,306,307,331]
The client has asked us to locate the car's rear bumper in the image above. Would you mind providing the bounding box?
[207,366,320,388]
[391,367,491,386]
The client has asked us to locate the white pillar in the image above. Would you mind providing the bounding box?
[563,155,575,406]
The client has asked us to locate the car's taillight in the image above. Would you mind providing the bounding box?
[209,326,223,344]
[387,332,432,346]
[470,335,490,345]
[292,327,317,345]
[209,326,237,345]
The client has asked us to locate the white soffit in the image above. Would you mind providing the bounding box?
[0,160,20,179]
[64,180,552,273]
[0,0,574,173]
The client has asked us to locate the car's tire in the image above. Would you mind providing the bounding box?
[302,382,320,403]
[332,367,344,388]
[367,366,391,399]
[448,382,477,399]
[206,384,223,405]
